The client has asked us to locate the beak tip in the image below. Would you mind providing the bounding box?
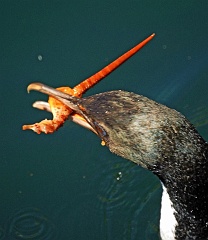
[27,82,43,93]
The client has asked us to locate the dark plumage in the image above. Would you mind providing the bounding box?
[76,90,208,239]
[25,83,208,239]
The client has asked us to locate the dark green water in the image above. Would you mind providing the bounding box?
[1,1,208,239]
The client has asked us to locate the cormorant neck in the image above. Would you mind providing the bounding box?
[151,142,208,239]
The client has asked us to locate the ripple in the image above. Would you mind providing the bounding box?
[7,208,56,240]
[93,156,161,239]
[96,160,137,209]
[186,105,208,127]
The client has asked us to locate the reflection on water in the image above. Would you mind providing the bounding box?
[2,208,57,240]
[185,105,208,128]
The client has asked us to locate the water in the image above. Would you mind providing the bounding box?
[0,1,208,239]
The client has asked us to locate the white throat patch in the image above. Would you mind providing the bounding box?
[160,184,178,240]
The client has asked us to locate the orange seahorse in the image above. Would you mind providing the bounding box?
[22,33,155,134]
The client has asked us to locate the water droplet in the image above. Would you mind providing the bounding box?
[37,55,43,61]
[116,172,122,181]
